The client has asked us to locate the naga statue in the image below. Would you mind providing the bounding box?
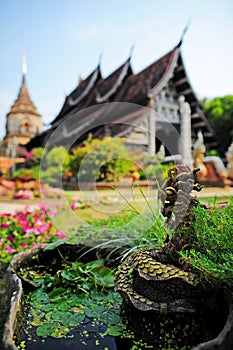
[114,166,224,347]
[115,166,206,313]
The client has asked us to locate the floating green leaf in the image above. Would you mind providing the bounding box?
[92,266,115,287]
[30,290,50,304]
[36,323,57,338]
[85,305,105,319]
[51,325,69,338]
[107,324,125,336]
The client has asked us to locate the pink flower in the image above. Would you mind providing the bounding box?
[6,246,14,254]
[24,150,33,162]
[22,190,34,199]
[34,228,41,235]
[93,196,100,205]
[72,196,82,202]
[1,188,8,196]
[48,208,57,217]
[7,235,14,242]
[34,221,48,234]
[35,219,43,226]
[39,201,47,214]
[0,222,11,229]
[40,201,47,210]
[33,213,40,219]
[31,242,37,247]
[71,202,77,210]
[25,229,35,236]
[20,242,27,248]
[56,229,68,239]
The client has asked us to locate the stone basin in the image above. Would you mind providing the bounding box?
[2,243,233,350]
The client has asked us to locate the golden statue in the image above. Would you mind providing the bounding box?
[192,130,207,179]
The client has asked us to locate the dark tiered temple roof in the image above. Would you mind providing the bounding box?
[114,48,178,105]
[86,58,132,105]
[52,65,102,124]
[27,43,221,152]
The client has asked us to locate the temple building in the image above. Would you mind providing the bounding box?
[3,55,43,159]
[26,41,220,163]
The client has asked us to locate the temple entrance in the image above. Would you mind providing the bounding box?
[156,122,180,156]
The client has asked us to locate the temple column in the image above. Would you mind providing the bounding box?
[179,95,193,168]
[148,108,156,155]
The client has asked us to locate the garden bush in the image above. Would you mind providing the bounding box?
[69,135,137,182]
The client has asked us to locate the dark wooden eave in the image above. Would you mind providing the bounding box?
[112,47,179,106]
[80,58,133,109]
[94,58,133,104]
[52,65,102,125]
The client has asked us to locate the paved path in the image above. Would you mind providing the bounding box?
[0,187,233,214]
[0,202,40,214]
[195,186,233,198]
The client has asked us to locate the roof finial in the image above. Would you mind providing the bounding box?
[98,51,103,67]
[129,43,135,59]
[22,52,27,76]
[178,18,192,47]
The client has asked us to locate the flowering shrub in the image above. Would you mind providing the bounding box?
[69,136,135,182]
[12,190,34,199]
[0,203,67,263]
[0,180,63,200]
[70,195,113,210]
[71,196,91,210]
[12,168,40,181]
[1,188,8,196]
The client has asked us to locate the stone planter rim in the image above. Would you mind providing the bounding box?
[2,243,233,350]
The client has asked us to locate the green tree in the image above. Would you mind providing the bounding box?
[203,95,233,150]
[45,146,70,168]
[69,136,134,182]
[40,146,70,186]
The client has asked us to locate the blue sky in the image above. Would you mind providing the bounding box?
[0,0,232,140]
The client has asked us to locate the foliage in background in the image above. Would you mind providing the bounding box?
[203,95,233,150]
[180,202,233,291]
[45,146,70,168]
[24,148,44,168]
[11,140,171,186]
[69,135,136,182]
[12,146,71,186]
[40,146,70,186]
[12,167,40,181]
[12,148,44,181]
[132,153,172,184]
